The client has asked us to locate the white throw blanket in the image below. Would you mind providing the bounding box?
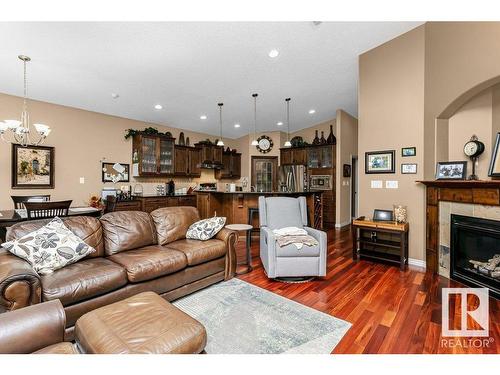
[272,226,318,250]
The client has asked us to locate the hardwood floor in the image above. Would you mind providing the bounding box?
[235,227,500,354]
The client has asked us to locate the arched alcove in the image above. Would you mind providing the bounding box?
[433,76,500,179]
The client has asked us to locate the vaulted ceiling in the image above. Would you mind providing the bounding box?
[0,22,421,138]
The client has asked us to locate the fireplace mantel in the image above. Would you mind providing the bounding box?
[418,180,500,189]
[419,180,500,274]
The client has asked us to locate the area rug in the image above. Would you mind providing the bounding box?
[172,278,351,354]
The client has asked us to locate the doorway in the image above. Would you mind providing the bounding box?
[351,156,358,219]
[251,156,278,192]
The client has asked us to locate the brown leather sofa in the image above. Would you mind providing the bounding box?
[0,207,237,339]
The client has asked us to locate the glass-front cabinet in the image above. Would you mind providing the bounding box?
[159,138,174,175]
[307,145,333,168]
[132,133,175,177]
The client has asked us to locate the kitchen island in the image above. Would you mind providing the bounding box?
[195,191,323,229]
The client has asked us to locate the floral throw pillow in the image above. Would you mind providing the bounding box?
[186,217,226,241]
[1,217,95,275]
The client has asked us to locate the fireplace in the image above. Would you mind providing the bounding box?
[451,214,500,299]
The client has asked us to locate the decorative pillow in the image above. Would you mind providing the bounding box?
[186,217,226,241]
[1,217,95,275]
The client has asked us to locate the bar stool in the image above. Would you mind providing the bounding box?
[247,207,259,246]
[225,223,253,275]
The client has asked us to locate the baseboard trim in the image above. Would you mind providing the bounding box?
[408,258,426,269]
[335,221,352,229]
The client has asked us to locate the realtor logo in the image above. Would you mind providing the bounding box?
[442,288,489,337]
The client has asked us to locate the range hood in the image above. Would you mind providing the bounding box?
[200,160,223,169]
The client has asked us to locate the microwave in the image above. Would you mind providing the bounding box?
[310,175,332,190]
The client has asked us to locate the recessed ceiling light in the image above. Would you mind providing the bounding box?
[200,115,207,120]
[276,121,283,126]
[268,49,279,58]
[234,124,241,128]
[111,93,119,99]
[154,104,163,110]
[308,109,316,114]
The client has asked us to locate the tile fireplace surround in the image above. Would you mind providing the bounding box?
[419,180,500,275]
[438,201,500,278]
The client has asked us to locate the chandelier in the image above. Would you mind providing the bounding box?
[0,55,51,147]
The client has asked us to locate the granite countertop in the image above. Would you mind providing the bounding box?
[194,191,321,194]
[132,194,196,198]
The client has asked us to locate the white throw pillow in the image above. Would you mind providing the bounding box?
[1,217,95,275]
[186,217,226,241]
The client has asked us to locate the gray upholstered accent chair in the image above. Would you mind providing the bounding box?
[258,196,327,279]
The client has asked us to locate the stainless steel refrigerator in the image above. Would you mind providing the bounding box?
[279,165,308,192]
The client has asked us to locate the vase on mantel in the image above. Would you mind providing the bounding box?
[313,130,320,145]
[320,131,327,144]
[327,125,336,144]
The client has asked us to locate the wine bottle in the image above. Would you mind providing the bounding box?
[320,131,327,144]
[313,130,320,145]
[327,125,336,144]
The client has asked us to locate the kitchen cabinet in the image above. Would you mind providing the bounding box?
[280,148,306,165]
[132,133,175,177]
[307,145,334,168]
[280,148,293,165]
[132,195,197,213]
[173,146,202,177]
[196,143,223,167]
[216,152,241,179]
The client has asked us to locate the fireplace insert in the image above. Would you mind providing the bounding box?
[451,214,500,299]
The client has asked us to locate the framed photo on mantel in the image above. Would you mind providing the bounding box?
[12,144,55,189]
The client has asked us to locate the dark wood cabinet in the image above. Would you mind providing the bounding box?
[196,143,223,165]
[280,148,293,165]
[132,133,175,177]
[216,152,241,179]
[189,147,201,177]
[280,148,307,165]
[174,146,189,176]
[172,145,202,178]
[292,149,307,165]
[133,195,197,213]
[280,143,336,228]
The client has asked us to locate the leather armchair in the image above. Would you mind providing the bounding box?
[258,196,327,278]
[0,299,77,354]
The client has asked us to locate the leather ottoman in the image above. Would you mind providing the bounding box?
[74,291,206,354]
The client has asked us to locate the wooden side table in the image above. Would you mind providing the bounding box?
[352,216,409,270]
[226,224,253,275]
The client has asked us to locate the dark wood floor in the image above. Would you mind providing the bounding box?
[235,227,500,354]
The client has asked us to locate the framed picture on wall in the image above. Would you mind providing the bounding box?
[435,161,467,180]
[12,144,55,189]
[488,132,500,177]
[402,147,416,157]
[401,163,417,174]
[365,150,395,174]
[102,162,130,182]
[343,164,351,177]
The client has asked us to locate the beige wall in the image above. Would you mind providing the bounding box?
[0,92,239,209]
[359,25,426,262]
[290,119,335,145]
[448,88,493,179]
[335,110,358,226]
[359,21,500,263]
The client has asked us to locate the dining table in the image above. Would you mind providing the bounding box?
[0,207,103,243]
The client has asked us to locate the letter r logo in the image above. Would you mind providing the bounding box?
[442,288,489,337]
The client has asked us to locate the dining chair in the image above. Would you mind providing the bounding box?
[105,196,117,213]
[23,200,72,220]
[11,195,51,209]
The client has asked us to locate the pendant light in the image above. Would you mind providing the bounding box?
[284,98,292,147]
[217,102,224,146]
[0,55,51,147]
[251,93,259,146]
